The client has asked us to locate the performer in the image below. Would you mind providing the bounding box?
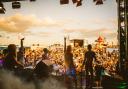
[34,48,51,79]
[3,44,23,71]
[82,44,97,89]
[64,45,77,89]
[95,61,104,88]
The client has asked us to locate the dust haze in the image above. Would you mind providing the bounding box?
[0,70,66,89]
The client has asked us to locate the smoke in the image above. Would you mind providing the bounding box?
[0,70,66,89]
[0,70,35,89]
[41,78,66,89]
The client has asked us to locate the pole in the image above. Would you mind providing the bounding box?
[64,37,66,53]
[20,38,24,64]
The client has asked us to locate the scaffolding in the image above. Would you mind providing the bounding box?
[118,0,128,75]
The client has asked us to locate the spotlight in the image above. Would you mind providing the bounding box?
[0,2,5,14]
[0,7,5,14]
[76,0,82,7]
[72,0,77,4]
[60,0,69,5]
[12,1,21,9]
[96,0,103,5]
[30,0,36,2]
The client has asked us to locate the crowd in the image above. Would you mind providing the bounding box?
[24,48,43,67]
[0,44,120,89]
[0,44,119,76]
[94,48,119,75]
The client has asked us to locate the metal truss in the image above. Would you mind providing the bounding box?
[118,0,128,75]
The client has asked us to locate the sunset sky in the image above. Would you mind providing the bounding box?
[0,0,117,46]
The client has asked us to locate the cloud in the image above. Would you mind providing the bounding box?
[0,14,65,33]
[80,28,117,39]
[63,28,78,33]
[41,17,64,27]
[29,32,53,37]
[87,18,106,24]
[63,28,117,39]
[108,18,118,26]
[0,14,37,33]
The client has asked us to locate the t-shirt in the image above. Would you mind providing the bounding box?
[85,51,96,67]
[4,54,17,70]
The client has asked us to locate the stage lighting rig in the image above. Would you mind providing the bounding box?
[60,0,69,5]
[30,0,36,1]
[0,2,5,14]
[95,0,103,5]
[76,0,82,7]
[72,0,77,4]
[12,1,21,9]
[60,0,105,7]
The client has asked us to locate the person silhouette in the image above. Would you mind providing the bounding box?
[64,45,77,89]
[34,48,50,79]
[3,44,23,71]
[82,44,97,89]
